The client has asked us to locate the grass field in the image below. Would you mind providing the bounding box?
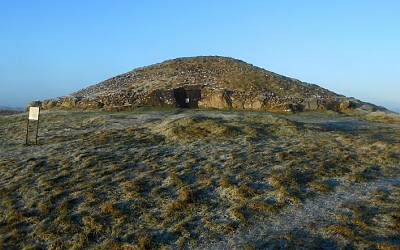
[0,108,399,249]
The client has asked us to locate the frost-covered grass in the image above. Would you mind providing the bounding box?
[0,108,399,249]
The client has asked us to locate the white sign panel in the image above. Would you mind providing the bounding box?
[28,107,40,120]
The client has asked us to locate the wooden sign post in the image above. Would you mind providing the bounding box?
[26,107,40,145]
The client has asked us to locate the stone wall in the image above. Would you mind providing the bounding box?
[31,85,357,113]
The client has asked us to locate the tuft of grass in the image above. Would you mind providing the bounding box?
[99,239,122,250]
[347,203,364,214]
[82,215,104,232]
[249,201,277,213]
[100,201,126,221]
[375,242,400,250]
[178,187,194,203]
[165,200,188,216]
[228,207,246,222]
[165,171,183,186]
[219,175,231,188]
[327,224,357,239]
[389,210,400,230]
[309,181,331,192]
[238,184,259,198]
[122,178,147,198]
[198,177,213,187]
[137,231,153,249]
[352,218,368,229]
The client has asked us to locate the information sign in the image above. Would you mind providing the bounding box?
[28,107,40,120]
[26,106,41,145]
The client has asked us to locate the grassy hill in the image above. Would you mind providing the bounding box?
[0,107,23,116]
[1,109,399,249]
[35,56,385,113]
[72,56,337,99]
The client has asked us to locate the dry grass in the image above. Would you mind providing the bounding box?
[365,111,400,123]
[0,108,399,249]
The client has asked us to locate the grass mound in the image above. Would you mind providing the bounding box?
[156,116,241,141]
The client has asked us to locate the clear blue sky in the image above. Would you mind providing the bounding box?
[1,0,399,112]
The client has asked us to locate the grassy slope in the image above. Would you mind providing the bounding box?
[0,109,399,249]
[73,56,337,99]
[0,110,23,116]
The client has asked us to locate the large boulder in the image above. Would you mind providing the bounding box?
[42,99,60,109]
[302,98,321,111]
[338,99,355,112]
[26,100,42,111]
[60,96,78,108]
[198,88,232,109]
[243,95,264,110]
[141,88,177,107]
[77,97,104,109]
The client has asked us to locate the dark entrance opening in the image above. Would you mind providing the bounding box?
[174,87,201,108]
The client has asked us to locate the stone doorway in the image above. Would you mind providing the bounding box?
[174,86,201,108]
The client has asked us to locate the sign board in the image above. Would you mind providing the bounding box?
[26,106,40,145]
[28,107,40,120]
